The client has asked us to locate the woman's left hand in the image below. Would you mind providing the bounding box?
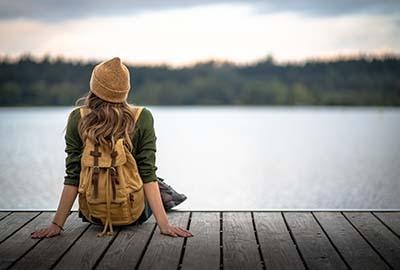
[31,223,62,239]
[159,223,193,238]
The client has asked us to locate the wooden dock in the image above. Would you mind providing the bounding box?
[0,210,399,269]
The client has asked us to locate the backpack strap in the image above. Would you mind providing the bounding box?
[79,105,90,118]
[133,106,144,123]
[109,150,119,201]
[89,142,102,199]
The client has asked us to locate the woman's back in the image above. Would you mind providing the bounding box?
[64,104,158,187]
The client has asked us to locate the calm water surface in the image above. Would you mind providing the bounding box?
[0,106,399,210]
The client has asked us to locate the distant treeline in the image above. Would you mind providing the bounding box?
[1,54,399,106]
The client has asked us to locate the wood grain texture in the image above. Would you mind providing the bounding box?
[181,212,220,270]
[0,212,53,269]
[0,212,39,243]
[96,216,157,270]
[12,212,89,270]
[314,212,389,270]
[1,211,397,269]
[254,212,305,270]
[138,211,190,270]
[343,212,400,269]
[373,212,400,237]
[283,212,347,270]
[53,223,118,270]
[223,212,263,270]
[0,212,11,221]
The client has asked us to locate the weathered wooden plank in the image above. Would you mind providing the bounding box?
[223,212,263,270]
[343,212,400,269]
[373,212,400,237]
[314,212,389,269]
[253,212,305,270]
[96,216,157,270]
[12,212,89,270]
[180,212,220,270]
[138,211,190,270]
[0,212,11,221]
[0,212,53,269]
[0,212,40,243]
[283,212,347,270]
[53,223,118,270]
[1,210,399,270]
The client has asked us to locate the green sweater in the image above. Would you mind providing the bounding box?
[63,106,158,186]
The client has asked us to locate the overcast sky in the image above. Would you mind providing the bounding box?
[0,0,399,66]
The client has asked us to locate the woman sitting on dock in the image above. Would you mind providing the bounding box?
[30,57,193,239]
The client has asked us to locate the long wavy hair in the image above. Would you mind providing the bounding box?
[74,91,138,152]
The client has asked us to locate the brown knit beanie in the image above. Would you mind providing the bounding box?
[89,57,131,103]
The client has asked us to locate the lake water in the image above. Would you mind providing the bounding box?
[0,106,399,210]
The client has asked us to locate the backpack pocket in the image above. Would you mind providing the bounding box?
[86,199,131,222]
[127,187,145,219]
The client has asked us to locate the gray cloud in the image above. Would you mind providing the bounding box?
[254,0,400,17]
[0,0,399,21]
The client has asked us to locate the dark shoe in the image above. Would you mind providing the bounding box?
[157,177,187,211]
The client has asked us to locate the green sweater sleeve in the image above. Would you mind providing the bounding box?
[132,108,158,183]
[63,107,83,186]
[63,106,158,186]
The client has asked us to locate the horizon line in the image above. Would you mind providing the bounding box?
[1,51,399,68]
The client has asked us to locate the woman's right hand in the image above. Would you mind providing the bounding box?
[30,223,62,239]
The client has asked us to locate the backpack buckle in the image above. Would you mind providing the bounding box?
[93,166,100,174]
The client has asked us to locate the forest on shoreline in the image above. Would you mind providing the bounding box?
[1,54,399,106]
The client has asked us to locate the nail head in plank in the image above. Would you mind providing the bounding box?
[223,212,263,270]
[283,212,347,270]
[181,212,220,270]
[96,216,157,270]
[343,212,400,269]
[254,212,305,270]
[138,211,190,270]
[314,212,389,269]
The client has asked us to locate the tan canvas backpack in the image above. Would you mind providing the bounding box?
[78,105,145,237]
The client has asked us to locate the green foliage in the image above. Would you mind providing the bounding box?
[0,55,399,106]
